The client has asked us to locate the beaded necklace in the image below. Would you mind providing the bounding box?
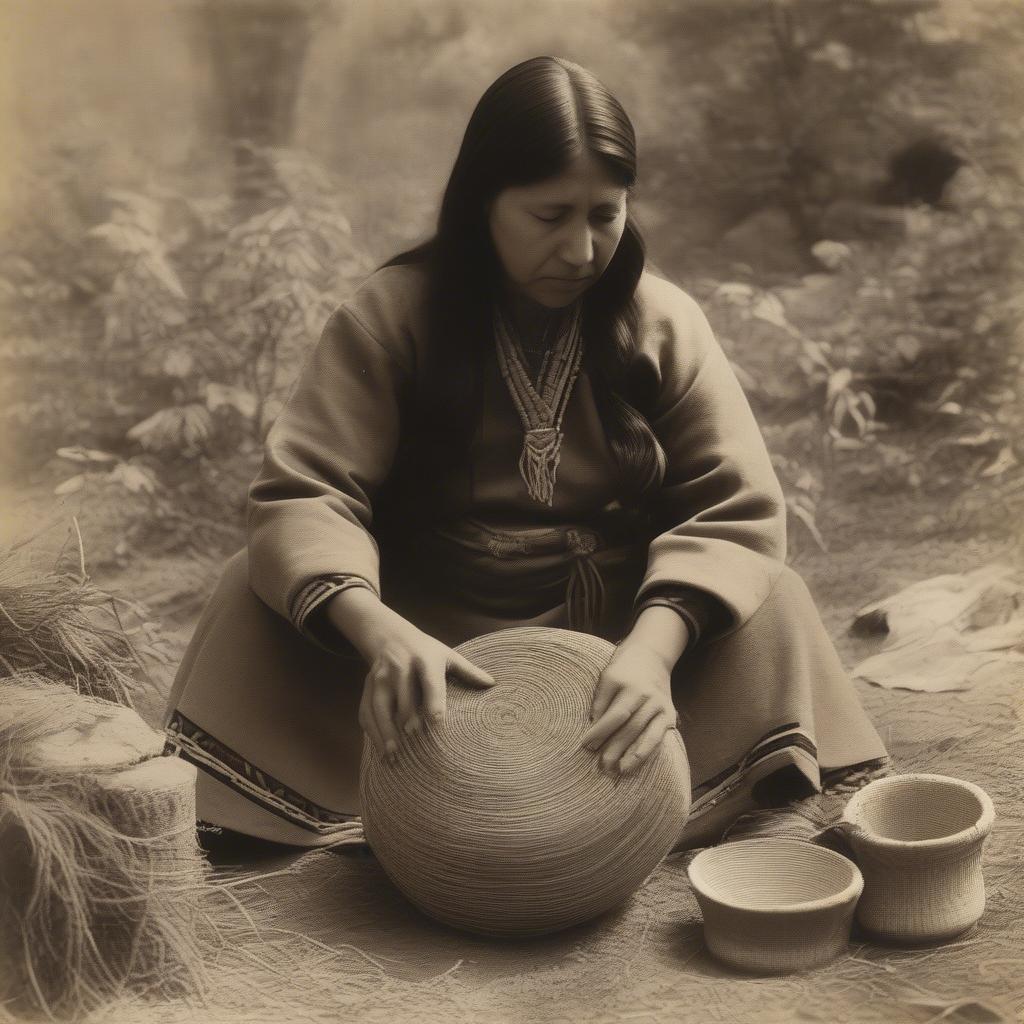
[493,301,584,507]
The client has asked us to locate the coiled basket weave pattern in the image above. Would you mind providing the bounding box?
[687,838,864,975]
[839,773,995,943]
[359,626,692,937]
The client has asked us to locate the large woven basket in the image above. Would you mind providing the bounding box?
[839,773,995,943]
[359,626,691,937]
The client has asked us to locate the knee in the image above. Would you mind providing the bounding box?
[210,547,253,603]
[771,564,813,602]
[714,564,818,643]
[224,546,248,583]
[197,547,270,628]
[753,563,831,633]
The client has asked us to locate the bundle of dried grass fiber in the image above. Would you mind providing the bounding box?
[360,626,692,937]
[0,524,215,1020]
[0,672,208,1020]
[0,524,452,1024]
[0,682,458,1024]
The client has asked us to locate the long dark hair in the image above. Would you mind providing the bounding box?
[379,56,666,520]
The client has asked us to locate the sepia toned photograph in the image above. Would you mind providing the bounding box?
[0,2,1021,1021]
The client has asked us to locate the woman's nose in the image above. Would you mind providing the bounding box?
[559,221,594,267]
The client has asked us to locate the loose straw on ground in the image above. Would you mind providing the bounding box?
[0,518,160,708]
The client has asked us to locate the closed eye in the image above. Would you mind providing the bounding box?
[534,210,622,224]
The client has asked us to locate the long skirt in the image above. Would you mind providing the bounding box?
[163,547,888,851]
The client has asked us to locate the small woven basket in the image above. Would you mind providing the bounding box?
[359,626,691,937]
[839,773,995,943]
[687,837,864,975]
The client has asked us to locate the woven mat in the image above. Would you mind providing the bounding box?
[87,668,1024,1024]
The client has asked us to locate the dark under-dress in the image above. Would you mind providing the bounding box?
[163,263,888,849]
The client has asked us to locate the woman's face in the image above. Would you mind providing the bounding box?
[487,148,629,309]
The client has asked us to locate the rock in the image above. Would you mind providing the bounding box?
[719,206,807,274]
[811,240,853,271]
[850,565,1024,691]
[944,164,988,207]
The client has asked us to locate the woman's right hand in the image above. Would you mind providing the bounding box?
[323,586,496,759]
[359,620,496,761]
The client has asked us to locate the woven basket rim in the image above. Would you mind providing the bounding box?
[840,772,996,850]
[687,837,864,916]
[459,624,613,647]
[452,626,616,671]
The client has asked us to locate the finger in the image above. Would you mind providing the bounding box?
[394,667,420,736]
[370,673,402,760]
[588,665,624,723]
[618,711,674,775]
[598,700,662,770]
[449,653,496,689]
[581,690,642,752]
[359,674,386,757]
[419,660,449,725]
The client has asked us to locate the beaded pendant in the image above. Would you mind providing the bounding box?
[493,303,584,506]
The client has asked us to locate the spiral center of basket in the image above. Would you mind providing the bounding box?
[477,689,557,745]
[496,705,518,727]
[447,643,590,761]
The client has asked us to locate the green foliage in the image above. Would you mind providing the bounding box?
[706,279,882,550]
[53,447,160,498]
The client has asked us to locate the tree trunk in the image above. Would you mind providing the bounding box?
[191,0,327,215]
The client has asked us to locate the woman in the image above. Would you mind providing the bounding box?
[164,56,888,854]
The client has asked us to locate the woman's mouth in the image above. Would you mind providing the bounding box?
[544,276,592,286]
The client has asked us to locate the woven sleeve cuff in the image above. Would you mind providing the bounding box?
[290,574,376,656]
[630,584,724,652]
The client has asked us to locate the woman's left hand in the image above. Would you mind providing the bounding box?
[579,644,678,776]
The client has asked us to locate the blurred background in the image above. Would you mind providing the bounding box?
[1,0,1022,713]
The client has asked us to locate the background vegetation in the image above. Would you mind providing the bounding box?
[1,0,1022,580]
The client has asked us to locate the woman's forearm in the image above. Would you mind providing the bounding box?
[323,586,412,663]
[618,604,690,673]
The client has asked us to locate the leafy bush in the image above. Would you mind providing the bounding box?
[1,145,379,558]
[703,280,878,550]
[699,163,1023,549]
[90,148,374,458]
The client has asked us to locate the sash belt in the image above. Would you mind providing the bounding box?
[427,510,652,636]
[564,529,603,634]
[484,524,605,633]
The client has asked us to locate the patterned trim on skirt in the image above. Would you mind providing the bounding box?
[166,710,835,840]
[164,710,359,836]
